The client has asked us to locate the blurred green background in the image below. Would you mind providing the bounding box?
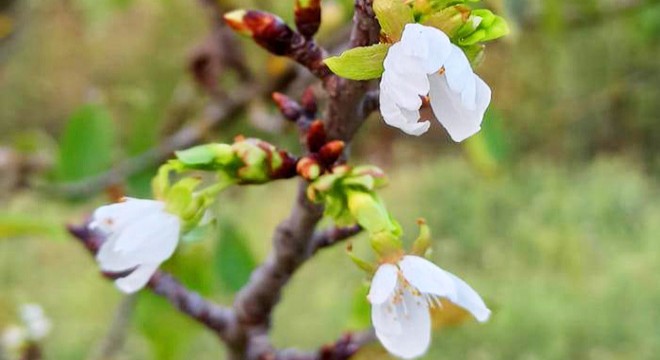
[1,0,659,359]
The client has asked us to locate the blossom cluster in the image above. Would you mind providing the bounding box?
[82,0,507,358]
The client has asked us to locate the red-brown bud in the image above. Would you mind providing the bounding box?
[306,119,327,153]
[272,92,302,122]
[318,140,345,166]
[296,156,321,181]
[225,10,298,56]
[294,0,322,39]
[301,86,318,116]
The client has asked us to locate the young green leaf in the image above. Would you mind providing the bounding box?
[214,220,257,293]
[324,43,391,80]
[373,0,414,41]
[56,104,116,182]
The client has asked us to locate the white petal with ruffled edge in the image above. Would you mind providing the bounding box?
[379,90,430,136]
[399,255,457,301]
[372,289,431,359]
[428,71,491,142]
[445,271,491,322]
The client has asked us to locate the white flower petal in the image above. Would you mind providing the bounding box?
[443,44,474,95]
[399,121,431,136]
[90,198,163,234]
[113,210,180,255]
[374,289,431,359]
[94,199,180,273]
[428,72,490,142]
[399,24,451,75]
[379,89,430,137]
[96,237,140,272]
[399,255,457,300]
[445,271,491,323]
[114,263,159,294]
[368,264,399,305]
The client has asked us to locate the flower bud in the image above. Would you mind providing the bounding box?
[297,156,322,181]
[224,10,297,56]
[306,119,327,152]
[346,190,395,235]
[301,86,318,116]
[421,5,471,37]
[272,92,302,121]
[295,0,322,39]
[318,140,345,165]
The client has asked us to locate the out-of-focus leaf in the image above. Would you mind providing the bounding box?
[164,242,215,295]
[0,214,63,239]
[134,292,198,360]
[345,283,371,330]
[56,104,116,182]
[464,109,511,176]
[214,220,257,293]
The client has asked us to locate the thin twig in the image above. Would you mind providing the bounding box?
[49,70,295,199]
[87,295,136,360]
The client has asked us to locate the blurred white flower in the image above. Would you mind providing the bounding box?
[90,198,181,294]
[367,255,490,359]
[380,23,491,142]
[19,304,51,341]
[1,325,26,353]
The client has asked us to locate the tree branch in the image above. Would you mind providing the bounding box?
[67,223,237,340]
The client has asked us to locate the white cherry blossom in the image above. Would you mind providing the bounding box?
[380,23,491,142]
[367,255,490,359]
[89,198,181,293]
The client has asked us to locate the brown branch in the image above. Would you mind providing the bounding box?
[228,1,380,358]
[307,224,362,256]
[67,223,237,340]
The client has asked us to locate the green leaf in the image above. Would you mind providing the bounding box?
[214,220,257,293]
[56,104,116,182]
[324,43,391,80]
[373,0,414,41]
[134,292,199,360]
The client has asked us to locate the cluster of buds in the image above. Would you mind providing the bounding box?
[271,86,318,123]
[307,164,403,257]
[151,137,298,232]
[297,120,345,181]
[170,137,298,184]
[417,2,510,47]
[223,4,328,78]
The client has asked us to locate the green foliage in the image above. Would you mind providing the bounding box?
[214,220,257,293]
[373,0,414,41]
[55,104,116,182]
[324,44,391,80]
[134,292,199,360]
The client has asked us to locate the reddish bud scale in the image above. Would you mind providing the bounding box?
[294,0,322,39]
[318,140,345,166]
[270,150,299,180]
[243,11,298,56]
[296,156,322,181]
[301,86,318,116]
[272,92,302,121]
[306,120,327,153]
